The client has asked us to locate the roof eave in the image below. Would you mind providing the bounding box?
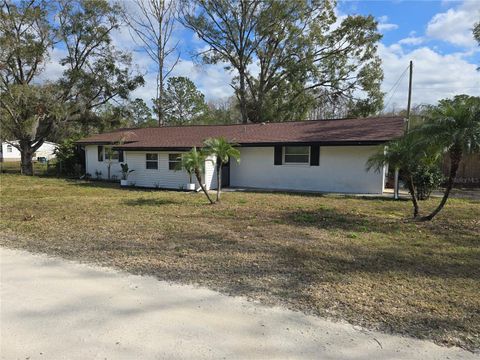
[112,139,393,151]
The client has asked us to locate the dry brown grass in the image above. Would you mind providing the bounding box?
[1,174,479,351]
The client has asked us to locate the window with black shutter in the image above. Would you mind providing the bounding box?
[283,146,310,164]
[98,146,103,162]
[310,145,320,166]
[274,145,282,165]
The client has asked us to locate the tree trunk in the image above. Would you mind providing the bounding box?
[421,149,462,221]
[406,175,420,218]
[216,161,222,202]
[158,71,164,127]
[195,169,215,204]
[239,70,248,124]
[19,141,34,176]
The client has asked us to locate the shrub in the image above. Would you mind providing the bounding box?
[411,164,444,200]
[413,165,444,200]
[55,138,83,176]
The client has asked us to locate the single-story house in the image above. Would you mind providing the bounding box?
[76,116,405,194]
[0,141,58,162]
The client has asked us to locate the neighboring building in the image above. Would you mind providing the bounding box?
[0,141,58,162]
[76,116,405,194]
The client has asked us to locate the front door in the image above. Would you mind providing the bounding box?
[221,160,230,188]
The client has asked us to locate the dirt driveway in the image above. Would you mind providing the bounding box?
[1,247,477,360]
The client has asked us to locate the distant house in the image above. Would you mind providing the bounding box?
[0,141,58,162]
[76,117,405,194]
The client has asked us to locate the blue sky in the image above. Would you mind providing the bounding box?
[340,0,479,60]
[42,0,480,112]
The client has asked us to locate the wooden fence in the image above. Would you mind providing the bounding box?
[442,153,480,186]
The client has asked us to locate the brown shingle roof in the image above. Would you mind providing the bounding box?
[76,116,405,149]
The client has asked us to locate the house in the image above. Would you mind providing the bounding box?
[76,116,405,194]
[0,141,58,162]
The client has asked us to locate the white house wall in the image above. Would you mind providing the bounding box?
[34,142,57,160]
[85,145,383,193]
[230,146,384,194]
[204,155,218,190]
[85,145,217,190]
[1,141,57,161]
[85,145,123,180]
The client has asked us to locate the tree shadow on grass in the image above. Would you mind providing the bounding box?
[68,180,163,193]
[122,198,178,206]
[283,207,403,234]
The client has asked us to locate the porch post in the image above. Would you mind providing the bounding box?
[394,167,399,200]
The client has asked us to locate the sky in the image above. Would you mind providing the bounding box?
[42,0,480,113]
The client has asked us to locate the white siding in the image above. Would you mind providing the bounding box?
[1,141,57,161]
[204,155,218,190]
[85,145,383,193]
[34,142,57,160]
[230,146,385,194]
[125,151,193,189]
[84,148,215,190]
[85,145,123,180]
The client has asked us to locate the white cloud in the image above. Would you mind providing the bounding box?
[171,60,234,101]
[426,0,480,48]
[379,43,480,111]
[398,36,424,46]
[37,47,68,83]
[377,15,399,32]
[130,59,234,105]
[378,23,399,32]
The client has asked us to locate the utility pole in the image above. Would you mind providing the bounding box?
[394,60,413,200]
[406,60,413,131]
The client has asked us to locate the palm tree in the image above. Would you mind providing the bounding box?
[367,134,429,218]
[180,147,215,204]
[203,137,240,202]
[417,95,480,221]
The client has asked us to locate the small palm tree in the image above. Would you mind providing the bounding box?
[203,137,240,202]
[417,95,480,220]
[180,147,215,204]
[367,133,435,218]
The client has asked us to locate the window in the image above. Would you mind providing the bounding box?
[284,146,310,164]
[104,146,120,161]
[146,153,158,169]
[168,153,181,170]
[6,145,12,153]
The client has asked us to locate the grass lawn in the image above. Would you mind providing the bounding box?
[0,161,55,176]
[1,174,479,351]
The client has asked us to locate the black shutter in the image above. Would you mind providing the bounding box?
[119,150,124,162]
[98,146,103,162]
[274,145,282,165]
[310,145,320,166]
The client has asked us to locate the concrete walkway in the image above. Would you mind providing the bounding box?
[1,248,477,360]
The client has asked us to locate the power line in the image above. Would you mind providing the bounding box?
[413,86,480,90]
[382,65,410,112]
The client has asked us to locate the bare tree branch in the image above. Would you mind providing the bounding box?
[122,0,180,126]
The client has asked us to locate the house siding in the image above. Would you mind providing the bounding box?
[229,146,385,194]
[1,141,57,162]
[85,145,383,193]
[85,145,123,180]
[85,145,217,190]
[204,155,217,190]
